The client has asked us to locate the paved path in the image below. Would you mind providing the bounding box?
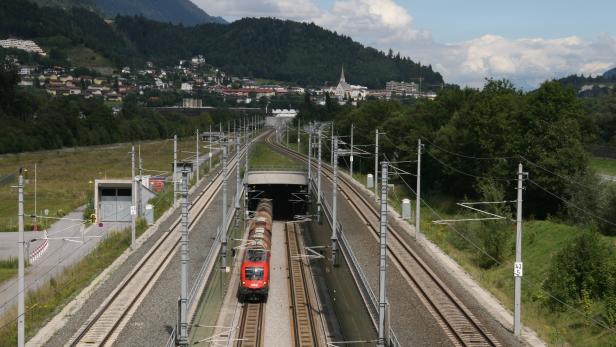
[263,221,292,347]
[0,206,127,315]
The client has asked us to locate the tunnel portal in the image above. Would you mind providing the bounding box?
[246,171,308,220]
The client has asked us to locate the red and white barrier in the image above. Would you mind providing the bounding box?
[29,230,49,263]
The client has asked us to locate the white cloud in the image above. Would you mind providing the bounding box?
[436,35,616,88]
[313,0,431,48]
[193,0,320,20]
[194,0,616,89]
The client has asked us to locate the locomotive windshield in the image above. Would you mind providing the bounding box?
[245,267,264,280]
[247,249,267,262]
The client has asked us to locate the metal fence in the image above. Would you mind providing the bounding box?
[310,179,401,347]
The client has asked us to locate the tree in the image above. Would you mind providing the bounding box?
[0,61,19,114]
[473,180,513,268]
[543,230,613,310]
[599,186,616,235]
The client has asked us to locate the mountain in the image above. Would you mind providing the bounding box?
[29,0,226,26]
[0,0,442,88]
[0,0,139,66]
[603,67,616,80]
[115,17,444,88]
[555,66,616,97]
[94,0,226,25]
[29,0,96,10]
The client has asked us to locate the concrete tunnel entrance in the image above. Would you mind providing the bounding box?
[246,171,308,220]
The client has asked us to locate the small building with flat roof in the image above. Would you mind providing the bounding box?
[94,179,156,222]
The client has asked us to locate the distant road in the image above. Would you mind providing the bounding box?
[0,206,127,315]
[600,174,616,182]
[0,173,15,186]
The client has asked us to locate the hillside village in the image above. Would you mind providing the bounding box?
[2,37,436,109]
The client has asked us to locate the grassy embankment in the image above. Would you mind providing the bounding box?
[590,156,616,176]
[0,137,218,345]
[380,180,616,346]
[0,259,19,286]
[0,137,208,232]
[421,215,612,345]
[249,142,302,169]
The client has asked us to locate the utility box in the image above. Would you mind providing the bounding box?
[145,204,154,225]
[367,174,374,188]
[402,198,412,221]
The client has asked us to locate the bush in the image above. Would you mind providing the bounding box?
[543,230,613,310]
[563,173,602,226]
[599,186,616,235]
[473,180,513,268]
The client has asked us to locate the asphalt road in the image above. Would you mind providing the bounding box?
[0,206,127,316]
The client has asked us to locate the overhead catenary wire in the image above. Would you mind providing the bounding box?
[421,137,518,161]
[425,149,513,182]
[0,226,109,313]
[528,178,616,227]
[395,173,616,335]
[521,155,601,192]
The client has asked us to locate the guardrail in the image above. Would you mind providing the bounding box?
[310,179,401,347]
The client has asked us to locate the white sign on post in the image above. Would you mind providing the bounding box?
[130,205,137,216]
[350,155,354,162]
[514,262,523,277]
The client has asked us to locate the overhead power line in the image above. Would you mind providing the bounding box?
[528,178,616,227]
[425,150,513,182]
[395,174,616,335]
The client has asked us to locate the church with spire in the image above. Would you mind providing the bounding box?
[330,65,367,104]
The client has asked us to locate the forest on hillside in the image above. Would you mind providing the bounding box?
[114,16,443,88]
[0,0,442,88]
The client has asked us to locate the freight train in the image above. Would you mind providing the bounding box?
[238,199,273,303]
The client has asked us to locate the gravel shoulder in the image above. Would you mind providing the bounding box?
[112,171,238,346]
[41,166,227,347]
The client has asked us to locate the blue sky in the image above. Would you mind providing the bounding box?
[195,0,616,88]
[311,0,616,42]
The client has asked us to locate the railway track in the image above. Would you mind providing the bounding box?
[67,142,249,347]
[236,303,265,347]
[285,223,319,347]
[265,132,501,347]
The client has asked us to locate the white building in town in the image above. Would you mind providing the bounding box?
[0,38,46,56]
[271,109,298,118]
[330,66,367,102]
[386,80,418,95]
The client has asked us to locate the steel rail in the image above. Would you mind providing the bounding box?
[265,132,500,347]
[68,147,244,347]
[236,303,264,347]
[286,223,319,347]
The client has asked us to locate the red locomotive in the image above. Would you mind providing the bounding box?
[238,199,273,302]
